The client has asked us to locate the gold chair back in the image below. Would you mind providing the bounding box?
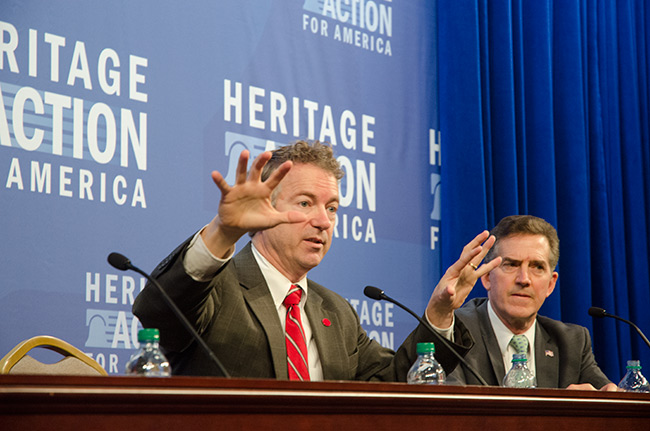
[0,335,107,376]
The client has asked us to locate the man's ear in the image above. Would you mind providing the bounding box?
[480,272,491,292]
[546,271,559,298]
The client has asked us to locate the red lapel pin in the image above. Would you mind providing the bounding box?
[322,318,331,327]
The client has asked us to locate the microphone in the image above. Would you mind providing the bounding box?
[107,252,132,271]
[589,306,650,349]
[107,252,231,378]
[364,286,488,386]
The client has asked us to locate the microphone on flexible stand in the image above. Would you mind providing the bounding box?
[588,306,650,349]
[107,252,231,378]
[364,285,488,386]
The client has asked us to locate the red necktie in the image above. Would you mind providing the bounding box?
[283,285,310,381]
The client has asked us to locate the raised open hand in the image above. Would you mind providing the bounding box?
[201,150,307,257]
[426,231,502,328]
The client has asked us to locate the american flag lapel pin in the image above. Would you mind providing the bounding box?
[545,350,554,357]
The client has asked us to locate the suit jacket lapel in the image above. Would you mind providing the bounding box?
[234,244,288,379]
[534,322,559,388]
[475,301,508,385]
[304,285,344,380]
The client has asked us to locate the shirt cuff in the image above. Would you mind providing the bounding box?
[425,312,456,343]
[183,228,235,282]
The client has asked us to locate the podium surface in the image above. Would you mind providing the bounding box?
[1,374,649,430]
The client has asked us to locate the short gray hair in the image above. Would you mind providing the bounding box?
[485,215,560,269]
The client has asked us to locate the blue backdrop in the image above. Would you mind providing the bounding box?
[1,0,648,385]
[0,1,439,374]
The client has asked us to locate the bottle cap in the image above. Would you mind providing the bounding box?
[512,353,528,362]
[138,328,161,342]
[626,360,642,369]
[416,342,436,354]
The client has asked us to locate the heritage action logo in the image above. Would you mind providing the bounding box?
[430,128,441,250]
[221,79,378,244]
[302,0,393,56]
[83,271,146,374]
[0,20,149,208]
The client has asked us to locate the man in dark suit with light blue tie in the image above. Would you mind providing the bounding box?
[425,215,617,390]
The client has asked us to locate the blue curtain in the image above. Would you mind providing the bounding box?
[438,0,650,382]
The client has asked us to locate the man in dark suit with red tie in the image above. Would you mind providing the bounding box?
[134,140,490,380]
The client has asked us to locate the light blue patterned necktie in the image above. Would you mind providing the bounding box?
[510,334,529,357]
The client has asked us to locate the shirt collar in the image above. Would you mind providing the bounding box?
[251,243,308,310]
[487,299,536,357]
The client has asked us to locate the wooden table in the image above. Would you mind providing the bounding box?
[1,374,649,430]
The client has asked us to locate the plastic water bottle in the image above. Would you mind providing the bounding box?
[407,342,446,384]
[618,360,650,392]
[125,328,171,377]
[503,353,536,388]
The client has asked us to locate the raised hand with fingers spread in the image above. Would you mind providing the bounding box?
[426,231,501,328]
[201,150,307,259]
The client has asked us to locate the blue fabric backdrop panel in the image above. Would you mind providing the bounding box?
[0,0,439,374]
